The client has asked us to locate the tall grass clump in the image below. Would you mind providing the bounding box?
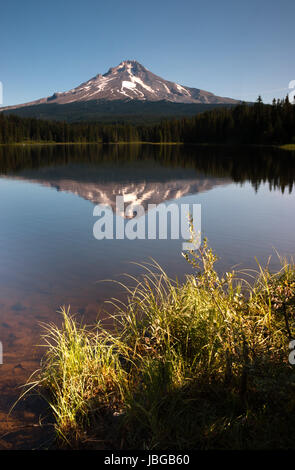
[22,239,295,449]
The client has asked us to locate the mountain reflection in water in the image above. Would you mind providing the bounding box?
[0,144,294,208]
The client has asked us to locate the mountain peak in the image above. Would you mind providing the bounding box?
[105,60,147,76]
[119,59,142,66]
[1,61,239,111]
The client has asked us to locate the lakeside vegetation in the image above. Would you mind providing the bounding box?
[22,239,295,449]
[1,97,294,146]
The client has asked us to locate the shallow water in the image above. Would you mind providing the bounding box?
[0,143,295,447]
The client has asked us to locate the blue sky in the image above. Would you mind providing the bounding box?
[0,0,294,106]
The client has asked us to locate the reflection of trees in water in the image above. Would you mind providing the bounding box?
[0,144,294,193]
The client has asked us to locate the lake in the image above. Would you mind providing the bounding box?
[0,143,295,447]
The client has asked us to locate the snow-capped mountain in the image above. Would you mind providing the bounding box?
[2,60,238,111]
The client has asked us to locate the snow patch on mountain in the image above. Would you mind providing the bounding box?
[121,81,137,93]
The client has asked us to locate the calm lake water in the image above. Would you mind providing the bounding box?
[0,143,295,446]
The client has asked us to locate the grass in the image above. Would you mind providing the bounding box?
[280,144,295,151]
[21,238,295,449]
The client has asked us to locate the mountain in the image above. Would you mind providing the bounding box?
[0,60,240,122]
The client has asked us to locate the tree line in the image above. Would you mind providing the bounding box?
[0,96,294,145]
